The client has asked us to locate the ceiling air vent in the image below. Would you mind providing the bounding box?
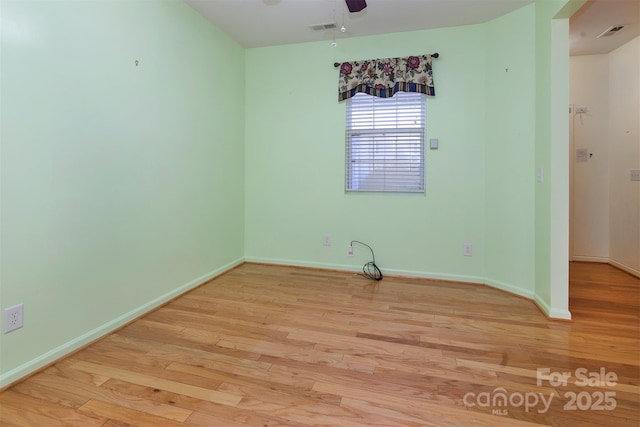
[597,25,625,38]
[310,23,337,31]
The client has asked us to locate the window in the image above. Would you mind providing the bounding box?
[345,92,425,193]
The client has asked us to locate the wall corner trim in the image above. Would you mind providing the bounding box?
[534,293,572,320]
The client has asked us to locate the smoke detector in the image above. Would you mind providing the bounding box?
[597,25,625,38]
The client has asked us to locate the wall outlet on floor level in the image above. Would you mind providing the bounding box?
[631,169,640,181]
[4,304,24,333]
[463,243,473,257]
[348,245,354,256]
[323,234,331,246]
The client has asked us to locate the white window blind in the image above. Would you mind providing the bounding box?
[345,92,425,193]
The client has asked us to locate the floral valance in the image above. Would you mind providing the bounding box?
[337,54,435,101]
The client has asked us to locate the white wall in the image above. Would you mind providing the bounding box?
[533,0,573,320]
[608,37,640,275]
[570,54,610,260]
[569,36,640,276]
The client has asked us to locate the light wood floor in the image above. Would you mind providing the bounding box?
[1,262,638,426]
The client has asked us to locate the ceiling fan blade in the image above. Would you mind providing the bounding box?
[345,0,367,13]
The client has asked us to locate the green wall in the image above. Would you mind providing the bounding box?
[0,0,245,386]
[484,5,536,296]
[245,25,487,282]
[245,1,572,315]
[245,5,540,295]
[1,0,574,387]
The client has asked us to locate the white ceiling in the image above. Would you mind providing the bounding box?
[184,0,639,55]
[569,0,639,55]
[184,0,535,47]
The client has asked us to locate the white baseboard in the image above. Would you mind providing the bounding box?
[608,259,640,278]
[483,277,534,300]
[244,256,361,273]
[4,255,582,388]
[548,308,573,320]
[246,256,489,286]
[571,255,609,263]
[0,257,244,389]
[534,294,572,320]
[247,257,575,321]
[571,256,640,279]
[373,266,488,286]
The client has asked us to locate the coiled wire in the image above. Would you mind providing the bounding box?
[350,240,383,281]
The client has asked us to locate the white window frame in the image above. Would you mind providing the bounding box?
[345,92,426,193]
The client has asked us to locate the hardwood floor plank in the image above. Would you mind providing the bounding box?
[146,344,274,374]
[235,396,377,427]
[283,326,444,360]
[9,378,92,409]
[102,421,138,427]
[0,402,68,427]
[168,363,341,406]
[78,399,186,427]
[116,321,264,362]
[216,335,346,366]
[19,368,194,422]
[340,396,543,427]
[0,390,106,426]
[183,411,257,427]
[1,262,638,426]
[70,361,242,406]
[102,378,315,427]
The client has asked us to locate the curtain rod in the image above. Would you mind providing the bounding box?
[334,53,439,68]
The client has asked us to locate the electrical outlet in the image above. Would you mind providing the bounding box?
[631,169,640,181]
[348,245,354,256]
[4,304,24,333]
[463,243,473,257]
[323,234,331,246]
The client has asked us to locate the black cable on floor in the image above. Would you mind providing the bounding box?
[350,240,383,281]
